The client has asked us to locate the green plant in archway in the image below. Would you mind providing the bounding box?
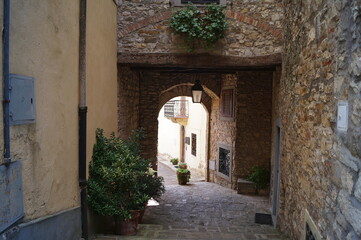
[247,166,270,195]
[170,3,228,51]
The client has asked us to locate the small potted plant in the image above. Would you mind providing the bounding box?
[170,158,179,165]
[176,163,191,185]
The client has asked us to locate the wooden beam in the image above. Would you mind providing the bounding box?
[117,52,282,68]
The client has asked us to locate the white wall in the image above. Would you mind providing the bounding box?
[158,97,208,179]
[184,98,208,178]
[157,105,180,160]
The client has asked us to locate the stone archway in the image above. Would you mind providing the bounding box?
[118,67,221,172]
[159,83,216,114]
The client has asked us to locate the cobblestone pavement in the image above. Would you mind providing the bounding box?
[94,161,288,240]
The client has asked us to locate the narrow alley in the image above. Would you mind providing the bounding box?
[94,161,287,240]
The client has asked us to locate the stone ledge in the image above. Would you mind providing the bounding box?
[237,178,255,195]
[237,178,269,196]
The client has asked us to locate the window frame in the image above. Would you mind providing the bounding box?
[220,87,235,121]
[191,133,197,156]
[216,143,232,181]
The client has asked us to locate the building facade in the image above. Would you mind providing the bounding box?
[0,0,118,239]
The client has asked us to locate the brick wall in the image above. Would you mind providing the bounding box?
[235,71,273,179]
[118,66,140,138]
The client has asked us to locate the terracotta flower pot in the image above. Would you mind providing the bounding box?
[138,208,146,224]
[115,211,140,236]
[177,172,189,185]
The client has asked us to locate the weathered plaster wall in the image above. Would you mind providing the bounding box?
[184,97,208,179]
[279,0,361,239]
[9,0,80,220]
[117,0,283,57]
[86,0,118,168]
[158,106,181,160]
[1,0,118,225]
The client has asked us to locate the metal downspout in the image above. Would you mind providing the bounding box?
[79,0,88,239]
[3,0,11,166]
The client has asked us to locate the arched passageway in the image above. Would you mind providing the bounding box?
[158,96,209,181]
[118,63,278,190]
[116,54,282,238]
[118,69,221,174]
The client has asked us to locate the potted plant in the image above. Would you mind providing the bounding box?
[246,166,270,195]
[170,158,179,165]
[170,3,228,51]
[88,129,164,235]
[176,163,191,185]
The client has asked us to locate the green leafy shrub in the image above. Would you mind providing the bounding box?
[247,166,270,194]
[170,158,179,165]
[170,3,228,51]
[88,128,165,221]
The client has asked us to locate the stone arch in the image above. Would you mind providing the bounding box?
[159,83,218,114]
[118,10,282,40]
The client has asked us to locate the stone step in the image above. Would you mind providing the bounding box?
[94,224,288,240]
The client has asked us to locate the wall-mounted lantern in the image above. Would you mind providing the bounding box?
[191,80,203,103]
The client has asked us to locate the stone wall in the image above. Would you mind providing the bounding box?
[279,0,361,239]
[209,74,237,188]
[117,0,283,57]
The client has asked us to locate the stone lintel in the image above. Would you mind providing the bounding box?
[118,52,282,70]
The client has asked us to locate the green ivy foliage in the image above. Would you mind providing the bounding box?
[88,128,165,221]
[170,3,228,51]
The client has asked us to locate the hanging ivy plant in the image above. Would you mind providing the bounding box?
[170,3,228,51]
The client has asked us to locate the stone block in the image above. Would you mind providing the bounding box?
[237,178,255,194]
[346,231,360,240]
[338,190,361,235]
[237,178,269,195]
[355,173,361,202]
[335,210,348,230]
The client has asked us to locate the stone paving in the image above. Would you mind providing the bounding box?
[94,161,287,240]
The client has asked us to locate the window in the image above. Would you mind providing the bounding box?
[220,88,234,119]
[217,143,232,180]
[191,133,197,156]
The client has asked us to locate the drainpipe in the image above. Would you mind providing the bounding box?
[3,0,11,166]
[79,0,88,239]
[180,125,185,163]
